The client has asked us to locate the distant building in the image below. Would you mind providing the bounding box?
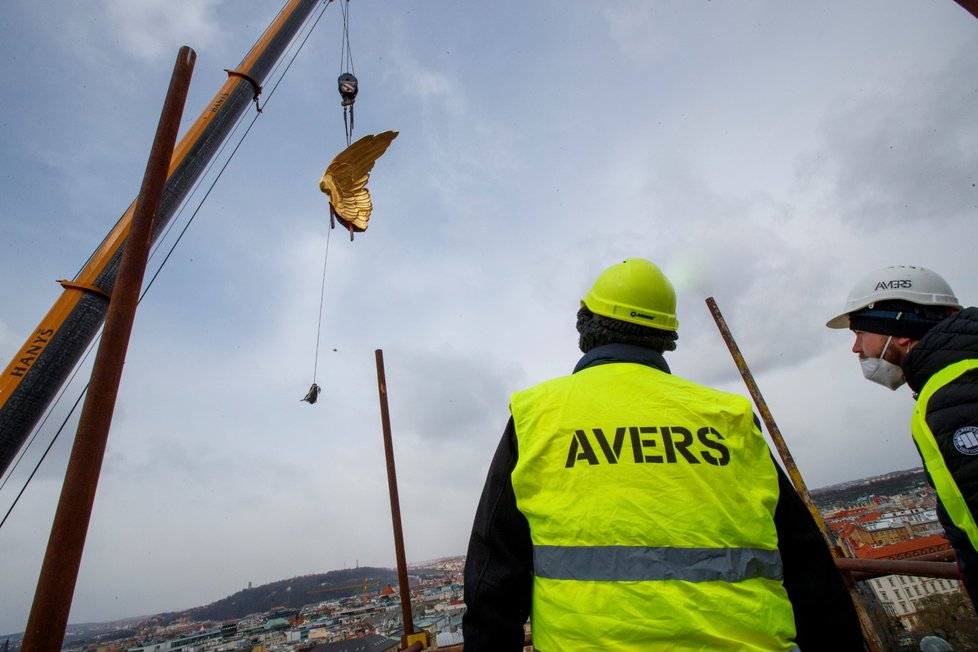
[125,625,224,652]
[311,633,398,652]
[821,492,964,629]
[437,630,464,646]
[851,534,963,627]
[868,572,961,626]
[835,508,943,555]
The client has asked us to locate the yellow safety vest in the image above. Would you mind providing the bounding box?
[911,358,978,551]
[511,362,797,652]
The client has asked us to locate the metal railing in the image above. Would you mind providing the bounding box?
[834,550,960,581]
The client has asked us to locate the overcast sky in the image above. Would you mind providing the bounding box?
[1,0,976,636]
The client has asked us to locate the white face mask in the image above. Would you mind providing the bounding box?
[860,336,906,390]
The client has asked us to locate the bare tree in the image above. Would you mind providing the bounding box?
[912,591,978,651]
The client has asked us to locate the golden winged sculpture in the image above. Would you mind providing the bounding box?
[319,130,398,239]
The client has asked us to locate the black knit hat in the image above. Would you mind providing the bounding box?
[577,306,678,353]
[848,300,954,340]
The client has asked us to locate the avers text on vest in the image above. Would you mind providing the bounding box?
[566,426,731,468]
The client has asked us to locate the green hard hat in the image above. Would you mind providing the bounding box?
[582,258,678,332]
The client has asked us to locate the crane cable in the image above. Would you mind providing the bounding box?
[304,0,360,404]
[0,0,334,530]
[338,0,357,146]
[313,228,333,384]
[302,226,332,405]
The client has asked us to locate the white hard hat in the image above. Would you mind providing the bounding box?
[826,265,960,329]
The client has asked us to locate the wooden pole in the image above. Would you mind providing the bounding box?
[705,298,817,514]
[21,47,196,652]
[954,0,978,20]
[374,349,416,643]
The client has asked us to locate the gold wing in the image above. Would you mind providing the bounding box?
[319,130,398,233]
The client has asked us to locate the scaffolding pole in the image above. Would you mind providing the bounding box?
[22,47,196,652]
[706,296,884,652]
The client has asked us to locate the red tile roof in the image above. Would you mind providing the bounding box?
[850,534,949,560]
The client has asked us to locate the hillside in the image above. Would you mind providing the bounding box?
[811,467,930,510]
[132,565,457,629]
[3,565,455,647]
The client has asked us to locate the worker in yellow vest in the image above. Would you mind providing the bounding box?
[827,265,978,611]
[463,258,863,651]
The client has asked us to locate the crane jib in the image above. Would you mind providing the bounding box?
[0,0,321,477]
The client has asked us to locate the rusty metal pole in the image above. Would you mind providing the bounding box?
[835,558,961,581]
[705,296,884,652]
[21,46,196,652]
[954,0,978,19]
[705,298,817,514]
[374,349,416,643]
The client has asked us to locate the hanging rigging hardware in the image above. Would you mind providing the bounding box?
[338,72,358,107]
[301,383,322,404]
[319,130,398,241]
[336,0,356,145]
[57,279,111,301]
[302,224,332,405]
[224,68,263,113]
[303,131,398,404]
[338,72,358,144]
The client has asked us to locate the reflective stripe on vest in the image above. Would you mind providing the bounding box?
[534,544,784,583]
[510,362,797,651]
[912,358,978,551]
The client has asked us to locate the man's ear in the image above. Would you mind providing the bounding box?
[895,336,916,355]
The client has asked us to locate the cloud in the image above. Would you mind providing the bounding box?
[806,44,978,227]
[98,0,223,61]
[752,350,922,487]
[385,347,518,444]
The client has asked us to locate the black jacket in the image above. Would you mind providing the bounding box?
[904,306,978,604]
[462,344,863,650]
